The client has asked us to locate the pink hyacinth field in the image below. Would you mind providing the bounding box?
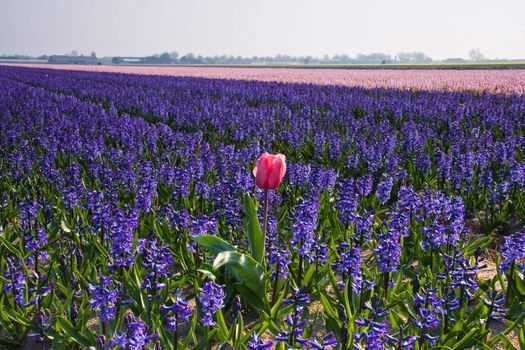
[3,63,525,94]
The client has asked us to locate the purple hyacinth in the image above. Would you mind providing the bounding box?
[18,198,40,230]
[110,315,159,350]
[336,177,359,226]
[375,175,393,205]
[266,214,291,281]
[24,227,48,253]
[309,333,338,349]
[23,226,50,269]
[356,175,373,197]
[375,225,401,273]
[139,239,172,298]
[446,252,479,301]
[2,257,27,305]
[290,195,319,263]
[353,211,374,244]
[499,231,525,271]
[247,332,273,350]
[413,287,443,331]
[108,206,139,268]
[198,280,225,327]
[88,276,119,322]
[385,325,419,350]
[419,191,464,252]
[161,290,193,334]
[334,242,363,293]
[268,245,291,281]
[276,286,311,346]
[353,295,389,350]
[482,291,507,324]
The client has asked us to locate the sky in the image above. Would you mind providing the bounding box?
[1,0,524,60]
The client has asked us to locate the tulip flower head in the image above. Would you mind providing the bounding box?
[253,152,286,190]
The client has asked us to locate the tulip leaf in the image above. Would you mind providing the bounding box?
[242,193,265,265]
[192,235,236,256]
[213,251,268,311]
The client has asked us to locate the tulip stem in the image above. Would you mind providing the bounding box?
[263,190,269,235]
[261,190,268,266]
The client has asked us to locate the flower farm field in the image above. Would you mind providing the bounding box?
[1,65,525,349]
[3,63,525,94]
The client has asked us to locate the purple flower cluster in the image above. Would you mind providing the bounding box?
[334,242,363,293]
[161,290,193,333]
[291,195,320,263]
[375,175,393,204]
[88,276,119,322]
[247,333,273,350]
[375,225,401,273]
[198,280,225,327]
[413,287,443,331]
[139,239,172,298]
[110,315,159,350]
[499,231,525,271]
[2,257,27,305]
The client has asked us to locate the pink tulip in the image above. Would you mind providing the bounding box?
[253,152,286,190]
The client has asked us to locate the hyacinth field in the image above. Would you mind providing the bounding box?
[5,63,525,94]
[1,65,525,350]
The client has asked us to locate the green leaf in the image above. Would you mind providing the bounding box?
[271,282,290,319]
[213,251,268,310]
[194,329,218,350]
[60,220,72,233]
[57,316,95,348]
[216,309,229,342]
[3,307,33,328]
[0,337,21,347]
[0,235,21,256]
[514,275,525,297]
[242,193,265,264]
[0,308,20,342]
[451,328,479,349]
[192,235,235,255]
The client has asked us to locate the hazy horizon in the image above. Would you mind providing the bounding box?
[1,0,524,60]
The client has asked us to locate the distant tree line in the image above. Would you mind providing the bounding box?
[3,49,522,65]
[0,54,49,60]
[109,51,435,65]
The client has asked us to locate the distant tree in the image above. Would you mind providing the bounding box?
[397,52,432,63]
[303,55,312,64]
[469,48,485,61]
[170,51,179,60]
[91,52,97,58]
[159,52,172,63]
[356,53,393,63]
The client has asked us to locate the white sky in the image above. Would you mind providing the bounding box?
[1,0,524,59]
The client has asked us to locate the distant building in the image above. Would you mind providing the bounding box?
[442,58,467,63]
[48,55,101,65]
[99,57,114,65]
[111,57,149,64]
